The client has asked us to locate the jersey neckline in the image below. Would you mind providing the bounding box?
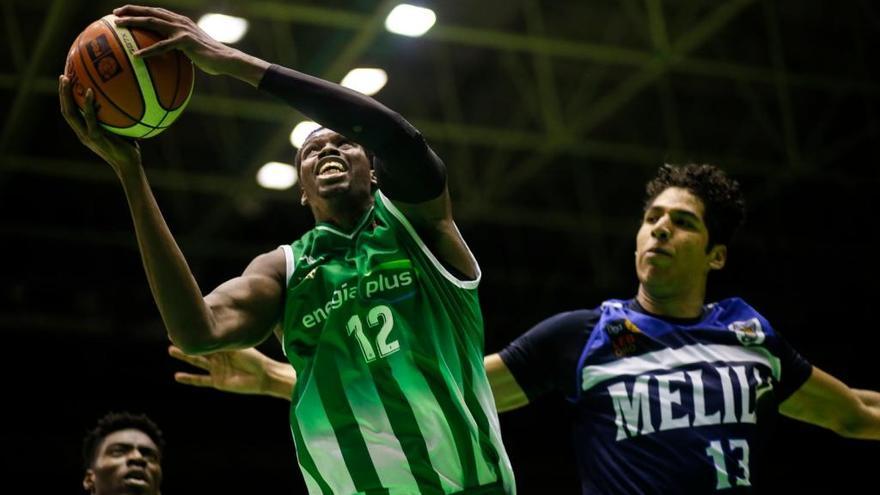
[313,204,375,239]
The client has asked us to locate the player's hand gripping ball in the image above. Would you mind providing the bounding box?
[64,14,194,139]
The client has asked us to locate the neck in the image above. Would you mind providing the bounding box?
[636,281,706,319]
[312,197,372,232]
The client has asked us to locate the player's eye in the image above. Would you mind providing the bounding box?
[674,217,694,228]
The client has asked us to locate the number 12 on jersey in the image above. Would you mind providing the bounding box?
[347,305,400,362]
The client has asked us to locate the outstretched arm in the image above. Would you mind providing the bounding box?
[485,354,530,412]
[170,346,530,413]
[780,366,880,440]
[60,61,283,355]
[170,345,295,400]
[113,5,474,279]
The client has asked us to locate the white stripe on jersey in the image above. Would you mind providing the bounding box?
[582,343,781,392]
[378,191,481,289]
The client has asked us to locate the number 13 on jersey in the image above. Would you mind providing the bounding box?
[347,305,401,362]
[706,438,751,490]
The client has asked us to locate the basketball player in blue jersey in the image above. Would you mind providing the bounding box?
[60,4,515,494]
[174,163,880,493]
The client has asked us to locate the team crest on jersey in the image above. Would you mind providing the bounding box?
[728,318,765,346]
[605,319,643,357]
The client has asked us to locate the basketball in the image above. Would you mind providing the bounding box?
[64,14,194,139]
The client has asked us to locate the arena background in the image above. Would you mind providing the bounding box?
[2,0,879,492]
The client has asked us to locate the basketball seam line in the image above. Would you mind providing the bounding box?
[130,27,177,113]
[128,29,173,139]
[97,17,164,130]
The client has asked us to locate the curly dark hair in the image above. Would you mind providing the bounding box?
[644,163,745,249]
[82,411,165,469]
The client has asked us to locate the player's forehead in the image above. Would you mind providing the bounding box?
[301,128,343,149]
[99,429,158,453]
[646,187,706,220]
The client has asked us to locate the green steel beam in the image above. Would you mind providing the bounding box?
[763,0,801,168]
[0,0,79,153]
[0,154,294,201]
[523,0,564,133]
[3,2,26,70]
[490,0,759,200]
[133,0,879,92]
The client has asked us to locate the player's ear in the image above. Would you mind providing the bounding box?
[83,469,95,492]
[707,244,727,271]
[300,191,309,206]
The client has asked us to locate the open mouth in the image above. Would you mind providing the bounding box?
[123,471,149,484]
[647,247,672,256]
[316,156,348,178]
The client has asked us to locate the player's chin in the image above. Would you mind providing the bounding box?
[316,180,352,198]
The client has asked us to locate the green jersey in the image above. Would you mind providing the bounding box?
[280,191,515,495]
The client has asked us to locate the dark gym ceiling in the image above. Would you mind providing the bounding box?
[2,0,878,338]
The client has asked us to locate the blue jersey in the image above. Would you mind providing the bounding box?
[501,298,812,494]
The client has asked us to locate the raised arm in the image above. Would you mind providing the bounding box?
[60,61,283,356]
[113,5,474,278]
[780,366,880,440]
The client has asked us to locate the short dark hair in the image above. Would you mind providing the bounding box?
[82,412,165,469]
[644,163,745,249]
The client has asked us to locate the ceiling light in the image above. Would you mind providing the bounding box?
[290,121,322,148]
[197,13,249,44]
[340,68,388,95]
[385,4,436,37]
[256,161,297,190]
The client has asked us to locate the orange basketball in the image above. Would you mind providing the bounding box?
[64,14,194,139]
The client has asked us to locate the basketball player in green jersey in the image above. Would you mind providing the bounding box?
[59,4,514,494]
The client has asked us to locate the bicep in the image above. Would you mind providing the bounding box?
[485,353,529,413]
[202,249,286,351]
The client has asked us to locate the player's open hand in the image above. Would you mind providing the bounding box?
[169,345,279,396]
[112,5,239,76]
[59,74,141,172]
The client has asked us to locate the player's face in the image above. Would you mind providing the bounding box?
[297,129,375,219]
[83,429,162,495]
[635,187,726,294]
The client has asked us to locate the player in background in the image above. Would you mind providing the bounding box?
[60,4,514,494]
[82,411,164,495]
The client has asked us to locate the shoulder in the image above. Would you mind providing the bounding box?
[243,248,287,284]
[521,309,601,344]
[540,309,601,329]
[711,297,775,329]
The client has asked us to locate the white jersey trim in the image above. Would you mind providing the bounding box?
[280,244,294,287]
[378,191,481,290]
[314,206,374,239]
[581,343,781,392]
[278,244,294,358]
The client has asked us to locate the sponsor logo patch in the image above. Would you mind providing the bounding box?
[86,34,122,82]
[728,318,765,346]
[605,319,642,357]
